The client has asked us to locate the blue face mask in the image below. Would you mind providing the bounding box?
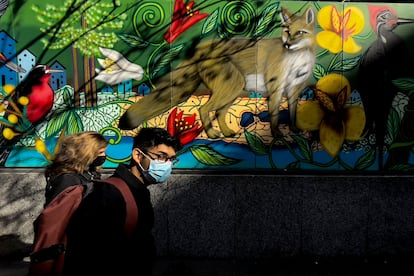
[138,158,173,184]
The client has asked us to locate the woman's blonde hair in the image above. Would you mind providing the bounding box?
[45,131,108,178]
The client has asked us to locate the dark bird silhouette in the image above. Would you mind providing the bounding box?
[0,51,26,73]
[0,65,62,165]
[357,4,414,170]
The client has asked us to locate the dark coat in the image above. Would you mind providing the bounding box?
[44,171,99,206]
[63,164,155,276]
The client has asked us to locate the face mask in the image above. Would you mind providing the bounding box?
[138,159,172,184]
[90,156,106,167]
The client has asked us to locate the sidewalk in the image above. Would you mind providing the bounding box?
[0,259,29,276]
[1,256,413,276]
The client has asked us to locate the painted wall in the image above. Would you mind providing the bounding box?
[1,0,414,172]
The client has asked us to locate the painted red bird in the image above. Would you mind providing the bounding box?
[0,65,62,165]
[14,65,62,123]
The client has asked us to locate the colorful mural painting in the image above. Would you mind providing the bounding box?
[1,0,414,171]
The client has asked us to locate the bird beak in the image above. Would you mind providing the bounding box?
[45,69,63,74]
[397,17,414,25]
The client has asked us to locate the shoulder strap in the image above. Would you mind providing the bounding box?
[99,177,138,238]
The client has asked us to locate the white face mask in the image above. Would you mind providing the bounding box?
[137,151,173,184]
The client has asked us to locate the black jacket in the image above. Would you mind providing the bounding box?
[44,171,100,206]
[63,164,155,276]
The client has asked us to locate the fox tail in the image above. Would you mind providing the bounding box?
[118,61,200,130]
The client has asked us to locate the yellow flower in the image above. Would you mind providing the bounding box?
[296,74,366,157]
[35,137,52,161]
[3,128,17,140]
[3,85,15,95]
[18,96,29,106]
[316,6,364,54]
[7,114,18,124]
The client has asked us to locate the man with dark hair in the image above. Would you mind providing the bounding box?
[63,127,182,276]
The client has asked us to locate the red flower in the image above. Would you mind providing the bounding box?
[167,107,203,145]
[164,0,209,43]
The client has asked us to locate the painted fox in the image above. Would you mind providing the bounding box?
[118,6,316,139]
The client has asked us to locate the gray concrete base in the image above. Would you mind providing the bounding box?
[1,169,414,262]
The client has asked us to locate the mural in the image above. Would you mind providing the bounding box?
[1,0,414,172]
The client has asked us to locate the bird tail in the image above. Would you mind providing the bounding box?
[118,60,201,130]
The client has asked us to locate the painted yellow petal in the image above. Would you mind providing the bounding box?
[35,137,52,161]
[344,106,366,141]
[3,128,16,140]
[344,7,365,35]
[316,73,351,99]
[343,37,362,54]
[35,137,47,153]
[18,96,29,106]
[296,101,325,131]
[7,114,18,124]
[3,85,15,95]
[320,119,345,157]
[316,31,342,54]
[317,6,335,30]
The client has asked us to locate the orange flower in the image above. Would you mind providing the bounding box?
[164,0,209,43]
[167,107,203,145]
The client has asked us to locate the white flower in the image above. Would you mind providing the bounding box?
[95,47,144,85]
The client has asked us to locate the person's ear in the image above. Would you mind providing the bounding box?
[131,148,142,164]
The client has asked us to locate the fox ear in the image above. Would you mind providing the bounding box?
[306,7,315,24]
[280,7,292,25]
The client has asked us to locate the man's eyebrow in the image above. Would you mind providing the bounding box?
[154,150,175,157]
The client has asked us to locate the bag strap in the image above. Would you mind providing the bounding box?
[99,177,138,238]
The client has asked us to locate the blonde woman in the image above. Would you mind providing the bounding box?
[44,131,108,206]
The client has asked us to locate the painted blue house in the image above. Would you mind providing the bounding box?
[101,85,114,93]
[0,31,19,87]
[50,61,67,90]
[117,79,133,94]
[17,49,36,81]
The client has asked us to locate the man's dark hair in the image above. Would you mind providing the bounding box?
[133,127,182,152]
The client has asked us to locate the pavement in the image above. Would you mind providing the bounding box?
[1,256,414,276]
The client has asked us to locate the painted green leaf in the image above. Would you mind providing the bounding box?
[354,149,375,170]
[313,63,326,81]
[189,144,240,166]
[46,112,69,138]
[53,85,75,114]
[254,2,279,37]
[286,161,300,169]
[66,112,84,134]
[201,8,219,35]
[387,163,414,171]
[46,111,83,138]
[118,33,149,48]
[331,55,361,72]
[392,78,414,93]
[291,135,312,161]
[244,128,267,155]
[151,44,184,78]
[387,108,400,145]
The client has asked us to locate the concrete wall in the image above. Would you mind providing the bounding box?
[1,169,414,261]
